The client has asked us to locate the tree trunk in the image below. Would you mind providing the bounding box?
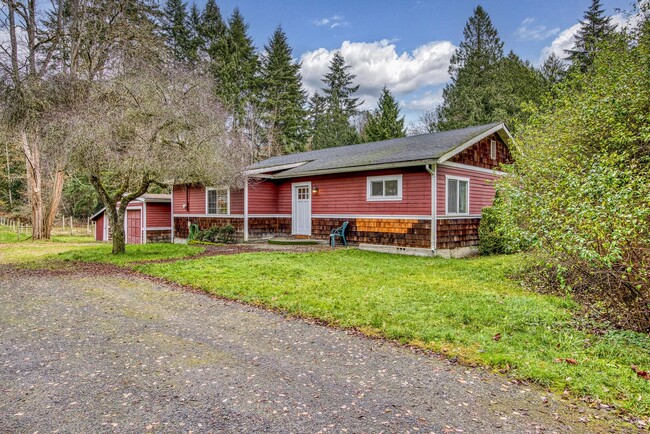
[109,207,126,254]
[21,132,44,239]
[4,142,12,207]
[43,170,65,239]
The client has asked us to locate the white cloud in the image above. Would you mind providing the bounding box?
[313,15,349,30]
[299,39,455,111]
[538,12,640,64]
[538,22,580,63]
[515,17,560,41]
[400,89,444,112]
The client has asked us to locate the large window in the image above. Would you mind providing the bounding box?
[207,188,229,215]
[366,175,403,201]
[446,176,469,214]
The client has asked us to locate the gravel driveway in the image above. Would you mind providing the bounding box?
[0,267,636,433]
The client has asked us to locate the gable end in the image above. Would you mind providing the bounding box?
[449,133,512,170]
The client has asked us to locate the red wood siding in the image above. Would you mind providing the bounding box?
[146,203,171,228]
[450,133,511,169]
[436,165,497,215]
[173,185,206,214]
[95,213,104,241]
[275,168,431,216]
[230,189,244,214]
[248,180,279,214]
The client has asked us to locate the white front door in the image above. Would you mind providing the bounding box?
[292,183,312,235]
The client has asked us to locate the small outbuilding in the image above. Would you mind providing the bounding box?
[90,194,172,244]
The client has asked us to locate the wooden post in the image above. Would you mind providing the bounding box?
[70,216,73,236]
[62,216,65,231]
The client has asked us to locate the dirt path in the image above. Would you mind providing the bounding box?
[0,268,638,433]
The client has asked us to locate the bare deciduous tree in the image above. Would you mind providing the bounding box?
[66,66,249,254]
[0,0,159,238]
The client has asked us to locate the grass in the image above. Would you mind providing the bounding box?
[0,224,202,266]
[55,243,204,266]
[135,249,650,417]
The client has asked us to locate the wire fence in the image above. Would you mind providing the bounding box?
[0,216,95,240]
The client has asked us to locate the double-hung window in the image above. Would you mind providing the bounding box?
[446,176,469,214]
[207,188,229,215]
[366,175,402,201]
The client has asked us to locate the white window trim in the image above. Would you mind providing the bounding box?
[490,139,497,160]
[205,187,230,215]
[366,174,403,201]
[445,175,470,215]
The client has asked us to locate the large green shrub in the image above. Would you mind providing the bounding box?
[497,27,650,331]
[194,224,236,244]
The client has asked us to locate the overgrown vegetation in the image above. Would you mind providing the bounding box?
[136,249,650,417]
[493,17,650,331]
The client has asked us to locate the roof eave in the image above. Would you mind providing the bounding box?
[261,159,437,179]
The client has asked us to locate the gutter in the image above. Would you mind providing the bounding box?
[256,159,438,180]
[425,164,437,253]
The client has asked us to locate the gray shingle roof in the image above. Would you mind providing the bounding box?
[247,122,504,177]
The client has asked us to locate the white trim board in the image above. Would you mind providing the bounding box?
[436,214,482,220]
[438,161,506,176]
[312,214,430,220]
[173,214,245,218]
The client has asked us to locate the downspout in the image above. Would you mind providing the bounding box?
[426,164,437,253]
[142,199,147,245]
[170,184,175,243]
[243,176,249,242]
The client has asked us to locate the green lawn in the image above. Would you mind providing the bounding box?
[136,249,650,417]
[0,224,202,266]
[56,243,204,266]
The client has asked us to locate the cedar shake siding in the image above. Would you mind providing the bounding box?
[436,218,481,250]
[449,133,512,169]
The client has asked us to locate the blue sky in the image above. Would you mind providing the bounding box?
[193,0,633,124]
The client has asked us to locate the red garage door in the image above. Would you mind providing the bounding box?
[126,210,141,244]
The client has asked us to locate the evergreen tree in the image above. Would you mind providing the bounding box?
[307,92,327,150]
[540,52,567,85]
[259,26,308,156]
[362,86,406,142]
[565,0,617,71]
[435,6,504,131]
[161,0,197,63]
[311,51,361,149]
[213,8,260,137]
[199,0,225,60]
[493,51,548,127]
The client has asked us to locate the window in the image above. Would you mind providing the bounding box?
[367,175,402,201]
[207,188,229,215]
[446,177,469,214]
[490,139,497,160]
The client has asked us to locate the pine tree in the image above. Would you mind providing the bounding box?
[435,6,504,131]
[565,0,617,71]
[259,26,308,156]
[311,51,361,149]
[161,0,197,64]
[199,0,225,61]
[213,8,260,136]
[362,87,405,142]
[540,53,567,85]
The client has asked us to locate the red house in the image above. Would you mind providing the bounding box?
[173,122,513,256]
[91,194,172,244]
